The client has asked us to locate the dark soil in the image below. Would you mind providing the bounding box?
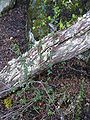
[0,0,27,71]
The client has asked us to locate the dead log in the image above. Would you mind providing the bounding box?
[0,11,90,98]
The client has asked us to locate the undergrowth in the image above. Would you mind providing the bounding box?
[2,0,90,119]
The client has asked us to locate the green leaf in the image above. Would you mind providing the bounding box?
[48,109,53,116]
[19,98,27,105]
[59,20,65,30]
[72,14,77,19]
[48,16,51,21]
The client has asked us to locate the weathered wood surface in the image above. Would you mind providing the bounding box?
[0,11,90,98]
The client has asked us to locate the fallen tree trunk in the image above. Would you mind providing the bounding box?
[0,11,90,98]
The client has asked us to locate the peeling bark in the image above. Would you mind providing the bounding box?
[0,11,90,98]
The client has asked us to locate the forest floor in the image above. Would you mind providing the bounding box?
[0,1,90,120]
[0,0,27,71]
[0,58,90,120]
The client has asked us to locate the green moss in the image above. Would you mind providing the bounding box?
[27,0,50,40]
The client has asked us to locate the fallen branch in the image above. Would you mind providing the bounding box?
[0,11,90,98]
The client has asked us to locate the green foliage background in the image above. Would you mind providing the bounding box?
[28,0,90,40]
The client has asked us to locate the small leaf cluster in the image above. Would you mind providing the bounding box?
[29,0,89,40]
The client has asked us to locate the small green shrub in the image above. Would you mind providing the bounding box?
[75,79,85,120]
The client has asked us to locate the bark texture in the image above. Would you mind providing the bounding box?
[0,11,90,98]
